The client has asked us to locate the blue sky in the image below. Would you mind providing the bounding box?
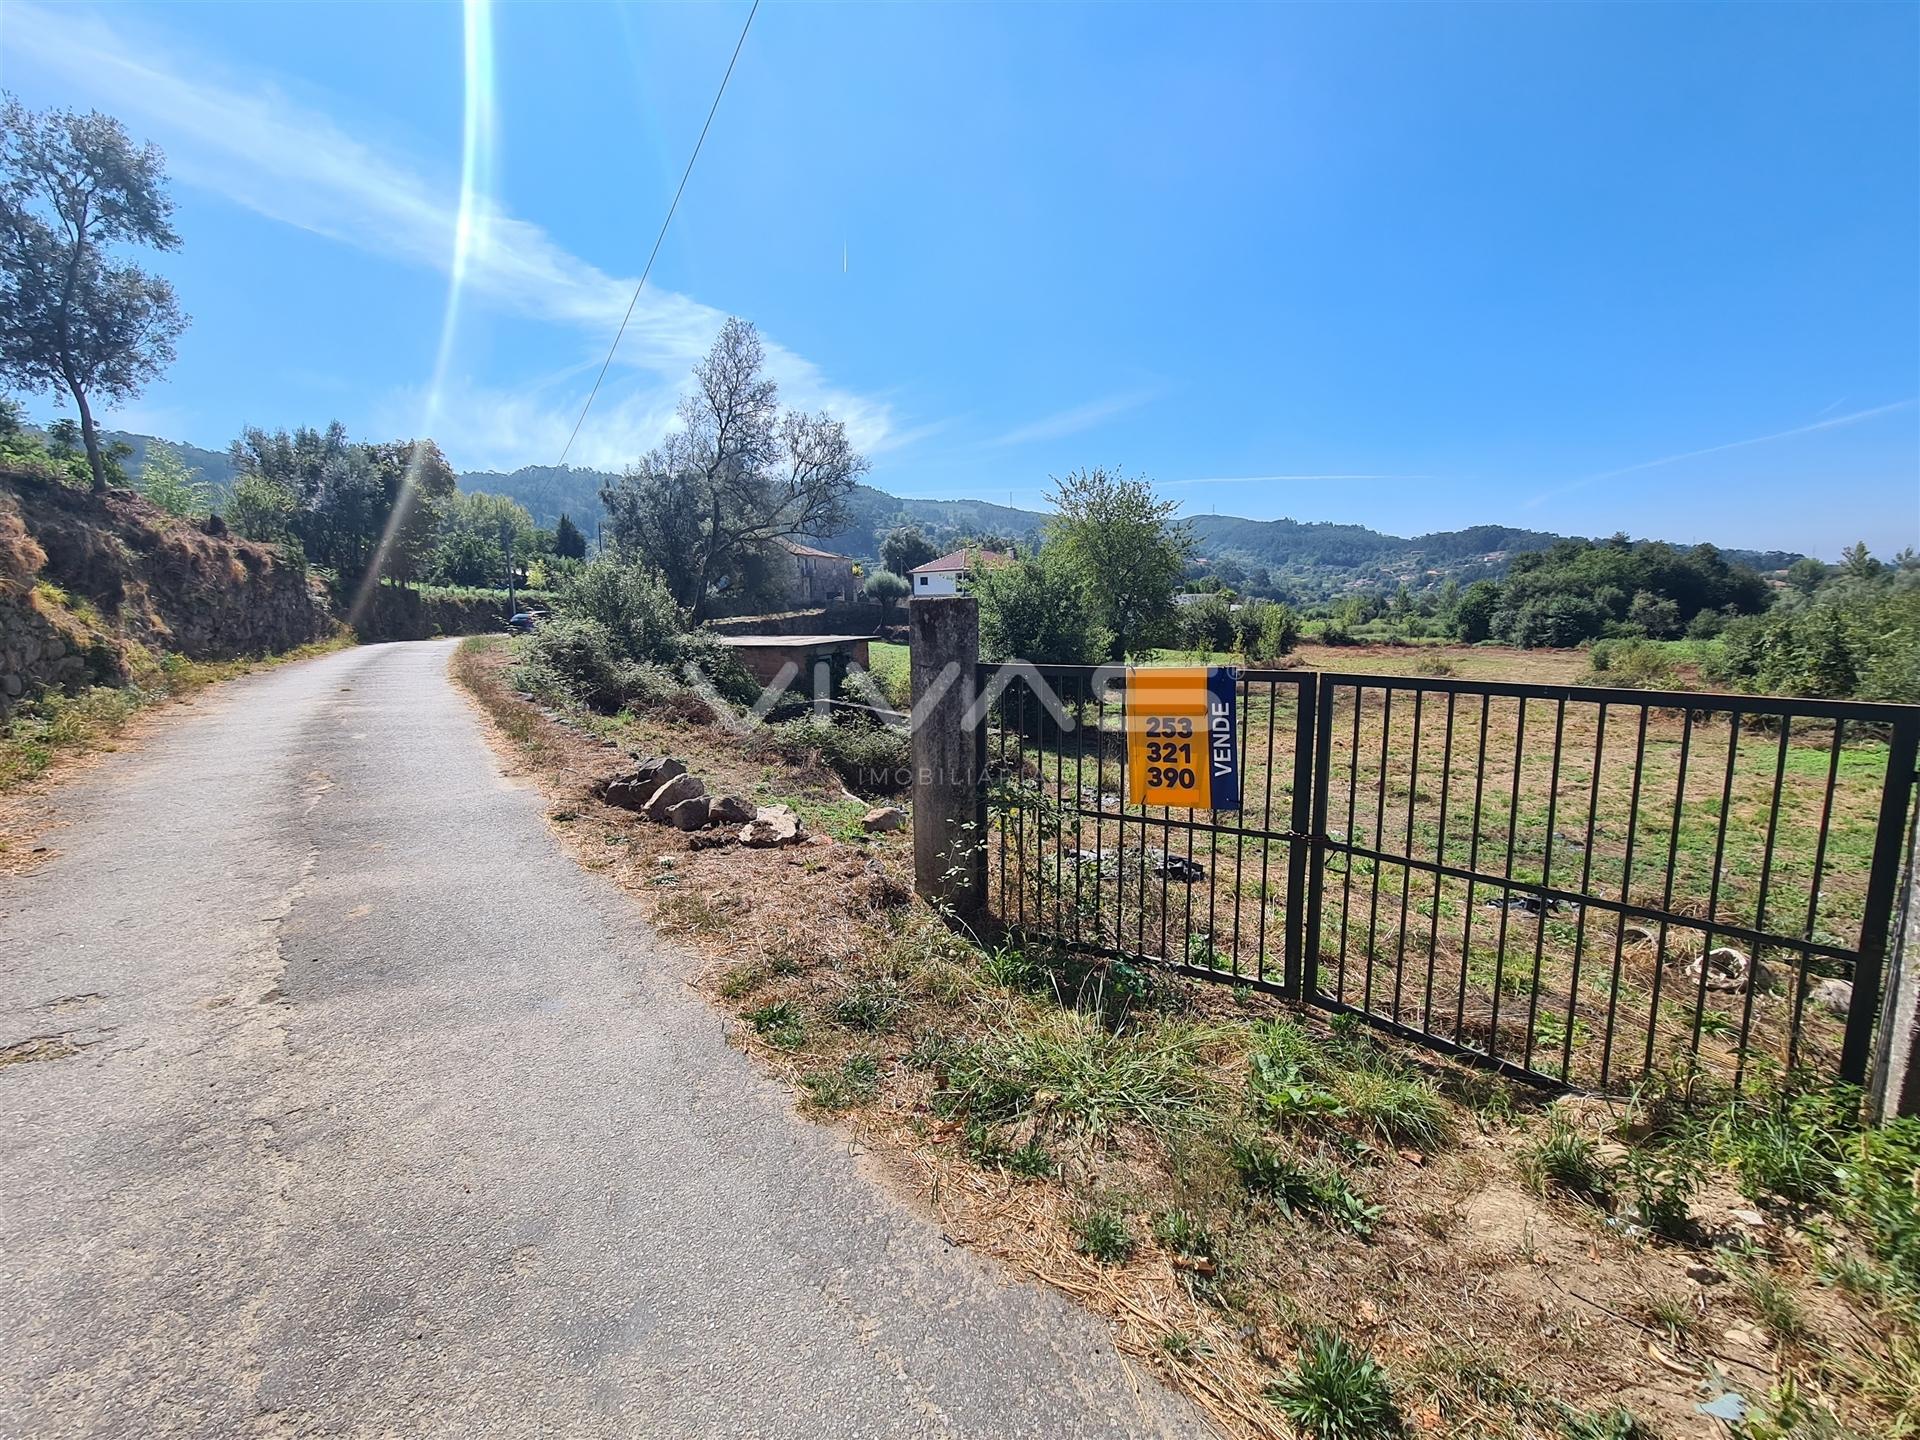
[4,0,1916,557]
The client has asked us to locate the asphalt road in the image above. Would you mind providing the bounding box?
[0,639,1207,1439]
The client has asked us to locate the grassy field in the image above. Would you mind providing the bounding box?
[978,641,1907,1095]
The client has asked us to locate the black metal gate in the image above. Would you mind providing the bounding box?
[980,664,1317,996]
[979,663,1918,1093]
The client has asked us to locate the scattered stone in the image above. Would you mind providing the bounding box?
[600,777,649,810]
[1810,978,1852,1017]
[741,804,806,848]
[861,805,907,833]
[1678,945,1757,993]
[1153,853,1206,884]
[666,796,713,831]
[707,794,756,825]
[1484,894,1574,915]
[1686,1263,1727,1286]
[1731,1208,1766,1228]
[654,855,678,868]
[634,755,688,786]
[641,772,706,821]
[598,756,689,808]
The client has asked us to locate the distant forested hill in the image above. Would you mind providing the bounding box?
[61,433,1798,601]
[29,427,238,497]
[454,464,613,531]
[813,486,1050,558]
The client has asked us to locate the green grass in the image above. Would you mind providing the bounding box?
[962,1122,1055,1176]
[1518,1119,1613,1205]
[833,976,906,1032]
[801,1053,880,1109]
[744,1000,808,1051]
[940,1011,1216,1136]
[1072,1203,1136,1262]
[864,640,912,708]
[1637,1292,1702,1350]
[1231,1138,1382,1236]
[1245,1017,1453,1153]
[1152,1206,1218,1262]
[1267,1329,1402,1439]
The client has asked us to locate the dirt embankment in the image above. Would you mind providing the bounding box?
[350,586,520,643]
[0,472,333,712]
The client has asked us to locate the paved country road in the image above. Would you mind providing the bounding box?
[1,640,1207,1439]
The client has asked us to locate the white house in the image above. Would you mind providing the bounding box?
[909,547,1012,597]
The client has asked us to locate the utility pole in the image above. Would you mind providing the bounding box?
[505,528,517,615]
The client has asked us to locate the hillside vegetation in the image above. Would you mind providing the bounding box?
[59,427,1811,605]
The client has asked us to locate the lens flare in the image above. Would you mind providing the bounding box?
[350,0,496,628]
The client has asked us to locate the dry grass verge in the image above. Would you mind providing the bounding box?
[454,635,1914,1440]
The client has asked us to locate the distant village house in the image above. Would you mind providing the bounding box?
[909,547,1012,597]
[776,538,857,606]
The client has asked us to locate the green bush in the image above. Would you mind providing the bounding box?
[1717,578,1920,702]
[761,715,911,795]
[974,550,1111,664]
[514,555,756,711]
[1584,639,1677,690]
[1238,599,1301,662]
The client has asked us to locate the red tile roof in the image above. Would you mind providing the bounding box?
[911,547,1013,574]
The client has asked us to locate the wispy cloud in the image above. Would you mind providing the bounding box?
[1163,473,1436,487]
[4,2,904,468]
[1526,399,1917,509]
[989,389,1157,448]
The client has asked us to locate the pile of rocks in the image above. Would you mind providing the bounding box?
[596,756,805,847]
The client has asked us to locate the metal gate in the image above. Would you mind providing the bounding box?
[980,662,1919,1093]
[980,664,1316,995]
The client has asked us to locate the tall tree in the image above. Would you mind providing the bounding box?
[880,524,938,576]
[1043,467,1193,661]
[0,100,187,492]
[554,512,587,560]
[600,318,868,619]
[434,490,535,586]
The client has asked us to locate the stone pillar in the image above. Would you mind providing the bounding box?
[908,596,985,925]
[1873,801,1920,1119]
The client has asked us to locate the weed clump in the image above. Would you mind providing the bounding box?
[1246,1017,1452,1153]
[800,1054,880,1110]
[939,1012,1215,1137]
[1518,1119,1613,1205]
[743,1000,807,1051]
[1232,1138,1381,1237]
[1072,1204,1135,1263]
[832,976,905,1033]
[1267,1328,1401,1439]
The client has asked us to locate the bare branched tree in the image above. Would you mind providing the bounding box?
[601,318,867,618]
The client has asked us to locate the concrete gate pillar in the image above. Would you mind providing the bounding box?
[908,596,985,926]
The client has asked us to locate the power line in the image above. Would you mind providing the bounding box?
[556,0,760,468]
